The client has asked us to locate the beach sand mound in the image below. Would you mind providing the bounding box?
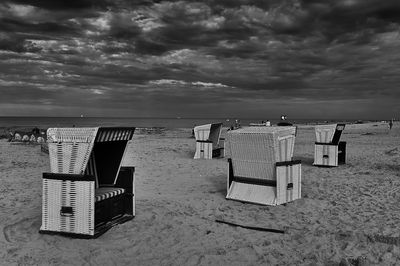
[0,122,400,265]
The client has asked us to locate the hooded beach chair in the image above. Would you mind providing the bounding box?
[194,123,223,159]
[225,127,301,206]
[40,127,135,238]
[313,124,346,167]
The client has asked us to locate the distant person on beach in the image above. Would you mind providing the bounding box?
[389,119,393,130]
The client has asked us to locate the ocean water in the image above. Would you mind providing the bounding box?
[0,116,351,130]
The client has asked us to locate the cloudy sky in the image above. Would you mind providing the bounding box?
[0,0,399,119]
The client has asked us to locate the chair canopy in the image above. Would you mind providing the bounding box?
[315,124,345,144]
[226,126,296,180]
[194,123,222,146]
[47,127,135,186]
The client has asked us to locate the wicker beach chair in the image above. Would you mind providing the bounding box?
[40,127,135,238]
[194,123,223,159]
[313,124,346,167]
[225,127,301,205]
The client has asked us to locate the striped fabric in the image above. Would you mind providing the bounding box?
[95,128,135,142]
[95,187,125,202]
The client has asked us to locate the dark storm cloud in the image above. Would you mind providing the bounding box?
[0,0,400,117]
[7,0,106,10]
[0,17,81,36]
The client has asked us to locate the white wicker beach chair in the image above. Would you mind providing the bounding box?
[313,124,346,167]
[225,127,301,206]
[40,127,135,238]
[194,123,223,159]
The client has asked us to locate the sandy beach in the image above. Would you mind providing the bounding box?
[1,122,400,265]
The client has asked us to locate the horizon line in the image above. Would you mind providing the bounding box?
[0,116,389,121]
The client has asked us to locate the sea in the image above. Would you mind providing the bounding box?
[0,116,357,130]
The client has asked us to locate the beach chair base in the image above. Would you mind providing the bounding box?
[313,142,346,167]
[226,159,301,206]
[40,167,135,238]
[39,214,134,239]
[212,147,223,158]
[194,141,223,159]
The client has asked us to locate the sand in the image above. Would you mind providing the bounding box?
[0,122,399,265]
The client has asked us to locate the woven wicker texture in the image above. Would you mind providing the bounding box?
[49,143,93,174]
[47,128,98,174]
[47,128,99,143]
[41,179,95,235]
[47,127,135,175]
[314,124,337,143]
[226,126,296,180]
[224,141,230,158]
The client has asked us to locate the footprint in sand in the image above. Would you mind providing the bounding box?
[3,216,40,243]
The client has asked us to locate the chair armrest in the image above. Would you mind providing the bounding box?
[42,173,96,181]
[315,142,337,146]
[275,160,301,167]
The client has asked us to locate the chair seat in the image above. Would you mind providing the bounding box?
[95,187,125,202]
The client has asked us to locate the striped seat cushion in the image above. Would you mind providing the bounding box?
[95,187,125,202]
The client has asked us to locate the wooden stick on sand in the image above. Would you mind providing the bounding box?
[215,219,285,234]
